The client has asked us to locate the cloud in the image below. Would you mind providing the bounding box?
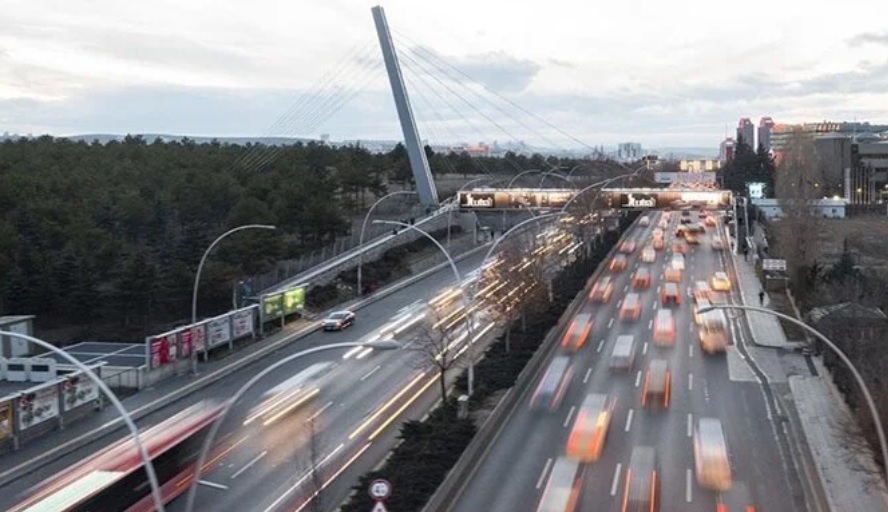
[848,32,888,47]
[398,45,542,93]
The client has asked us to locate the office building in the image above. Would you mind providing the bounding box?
[718,137,735,163]
[758,117,775,152]
[736,118,755,149]
[617,142,643,161]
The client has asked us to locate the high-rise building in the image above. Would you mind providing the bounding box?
[736,118,755,149]
[617,142,643,161]
[757,117,775,151]
[719,137,735,163]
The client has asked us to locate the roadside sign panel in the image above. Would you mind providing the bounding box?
[231,307,255,338]
[283,287,306,315]
[0,400,11,441]
[17,384,59,430]
[193,323,207,354]
[164,332,179,361]
[762,259,787,271]
[149,336,170,369]
[179,328,193,359]
[370,502,388,512]
[207,316,232,349]
[369,478,392,500]
[61,372,100,411]
[262,293,284,321]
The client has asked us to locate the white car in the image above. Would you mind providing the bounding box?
[641,246,656,263]
[670,254,685,270]
[639,216,651,227]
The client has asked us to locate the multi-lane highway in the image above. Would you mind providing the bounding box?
[452,210,803,511]
[1,250,494,512]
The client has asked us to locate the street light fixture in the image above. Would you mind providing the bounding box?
[184,339,400,512]
[0,330,166,512]
[698,303,888,488]
[357,191,418,297]
[191,224,277,375]
[537,169,577,189]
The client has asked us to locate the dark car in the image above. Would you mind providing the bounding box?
[323,310,355,331]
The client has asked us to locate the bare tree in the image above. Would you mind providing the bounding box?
[773,128,825,299]
[409,306,464,412]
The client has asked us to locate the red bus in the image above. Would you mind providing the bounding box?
[11,400,229,512]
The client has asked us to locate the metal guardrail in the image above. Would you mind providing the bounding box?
[423,225,631,512]
[263,204,455,294]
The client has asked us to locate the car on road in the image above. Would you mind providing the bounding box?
[619,293,642,321]
[711,271,732,291]
[694,298,711,325]
[661,282,681,306]
[619,240,637,254]
[664,267,682,283]
[672,240,688,254]
[693,281,712,303]
[621,446,659,512]
[670,253,685,270]
[685,232,700,245]
[641,360,671,409]
[652,237,665,250]
[652,227,664,238]
[323,310,355,331]
[717,482,756,512]
[531,355,574,411]
[652,309,675,346]
[705,215,717,227]
[640,245,657,263]
[566,393,615,462]
[694,418,733,491]
[589,276,615,303]
[632,268,651,290]
[609,335,638,371]
[609,254,629,272]
[639,216,650,227]
[535,456,582,512]
[561,313,592,352]
[711,238,725,251]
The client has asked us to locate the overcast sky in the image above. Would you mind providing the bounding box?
[2,0,887,149]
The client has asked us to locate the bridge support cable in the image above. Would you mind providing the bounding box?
[232,39,378,172]
[398,50,524,173]
[395,31,601,156]
[245,55,385,172]
[396,34,567,154]
[405,67,495,177]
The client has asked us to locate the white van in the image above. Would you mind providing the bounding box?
[609,335,637,371]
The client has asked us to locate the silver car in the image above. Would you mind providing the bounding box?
[323,310,355,331]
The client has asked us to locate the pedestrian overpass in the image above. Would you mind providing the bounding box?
[456,188,732,212]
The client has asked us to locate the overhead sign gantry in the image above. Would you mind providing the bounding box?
[456,188,732,211]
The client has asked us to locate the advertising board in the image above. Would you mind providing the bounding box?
[232,307,256,338]
[603,188,731,210]
[207,316,232,349]
[457,189,575,211]
[193,323,207,354]
[149,335,170,369]
[282,287,306,315]
[0,400,11,441]
[262,293,284,321]
[17,384,59,430]
[61,372,100,411]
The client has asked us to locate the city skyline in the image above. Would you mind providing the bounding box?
[2,0,887,148]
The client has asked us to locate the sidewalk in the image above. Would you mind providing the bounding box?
[729,232,888,512]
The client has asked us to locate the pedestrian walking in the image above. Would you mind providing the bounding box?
[758,289,765,306]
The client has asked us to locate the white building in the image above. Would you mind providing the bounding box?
[751,198,847,219]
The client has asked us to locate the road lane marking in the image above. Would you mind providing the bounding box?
[689,344,694,358]
[647,320,653,330]
[624,409,634,432]
[635,371,642,387]
[687,414,693,437]
[689,323,694,332]
[608,318,615,328]
[642,342,649,355]
[686,468,693,502]
[610,463,622,496]
[623,285,629,292]
[536,458,554,489]
[688,373,694,391]
[563,405,577,428]
[583,368,592,383]
[199,480,229,490]
[232,450,268,479]
[596,340,604,353]
[306,401,333,422]
[360,365,382,381]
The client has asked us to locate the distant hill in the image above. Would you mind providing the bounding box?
[65,133,320,145]
[650,147,718,159]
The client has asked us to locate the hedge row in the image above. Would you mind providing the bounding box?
[339,215,632,511]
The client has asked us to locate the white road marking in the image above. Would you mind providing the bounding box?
[687,413,693,437]
[610,463,623,496]
[647,320,653,330]
[536,458,554,489]
[689,344,694,358]
[608,318,615,328]
[360,365,382,382]
[689,323,694,332]
[563,405,577,428]
[635,371,642,387]
[686,468,693,502]
[199,480,229,490]
[596,340,605,353]
[306,401,334,422]
[232,450,268,479]
[688,373,694,391]
[623,285,629,292]
[642,342,649,355]
[583,368,592,383]
[624,409,634,432]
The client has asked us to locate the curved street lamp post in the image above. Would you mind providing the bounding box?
[371,219,480,395]
[0,331,166,512]
[184,339,400,512]
[191,224,277,375]
[699,303,888,488]
[357,191,418,297]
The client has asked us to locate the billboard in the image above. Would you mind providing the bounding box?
[655,171,717,185]
[232,307,256,338]
[603,188,732,210]
[747,182,766,199]
[17,384,59,430]
[262,293,284,321]
[457,189,575,211]
[207,316,232,349]
[149,335,171,369]
[679,159,720,172]
[0,400,11,442]
[283,288,305,315]
[61,372,100,411]
[192,323,207,354]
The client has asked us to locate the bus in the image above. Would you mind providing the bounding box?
[11,400,229,512]
[699,310,729,354]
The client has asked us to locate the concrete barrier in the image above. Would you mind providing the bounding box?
[422,228,630,512]
[0,242,489,488]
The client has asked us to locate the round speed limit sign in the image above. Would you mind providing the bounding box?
[368,478,392,500]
